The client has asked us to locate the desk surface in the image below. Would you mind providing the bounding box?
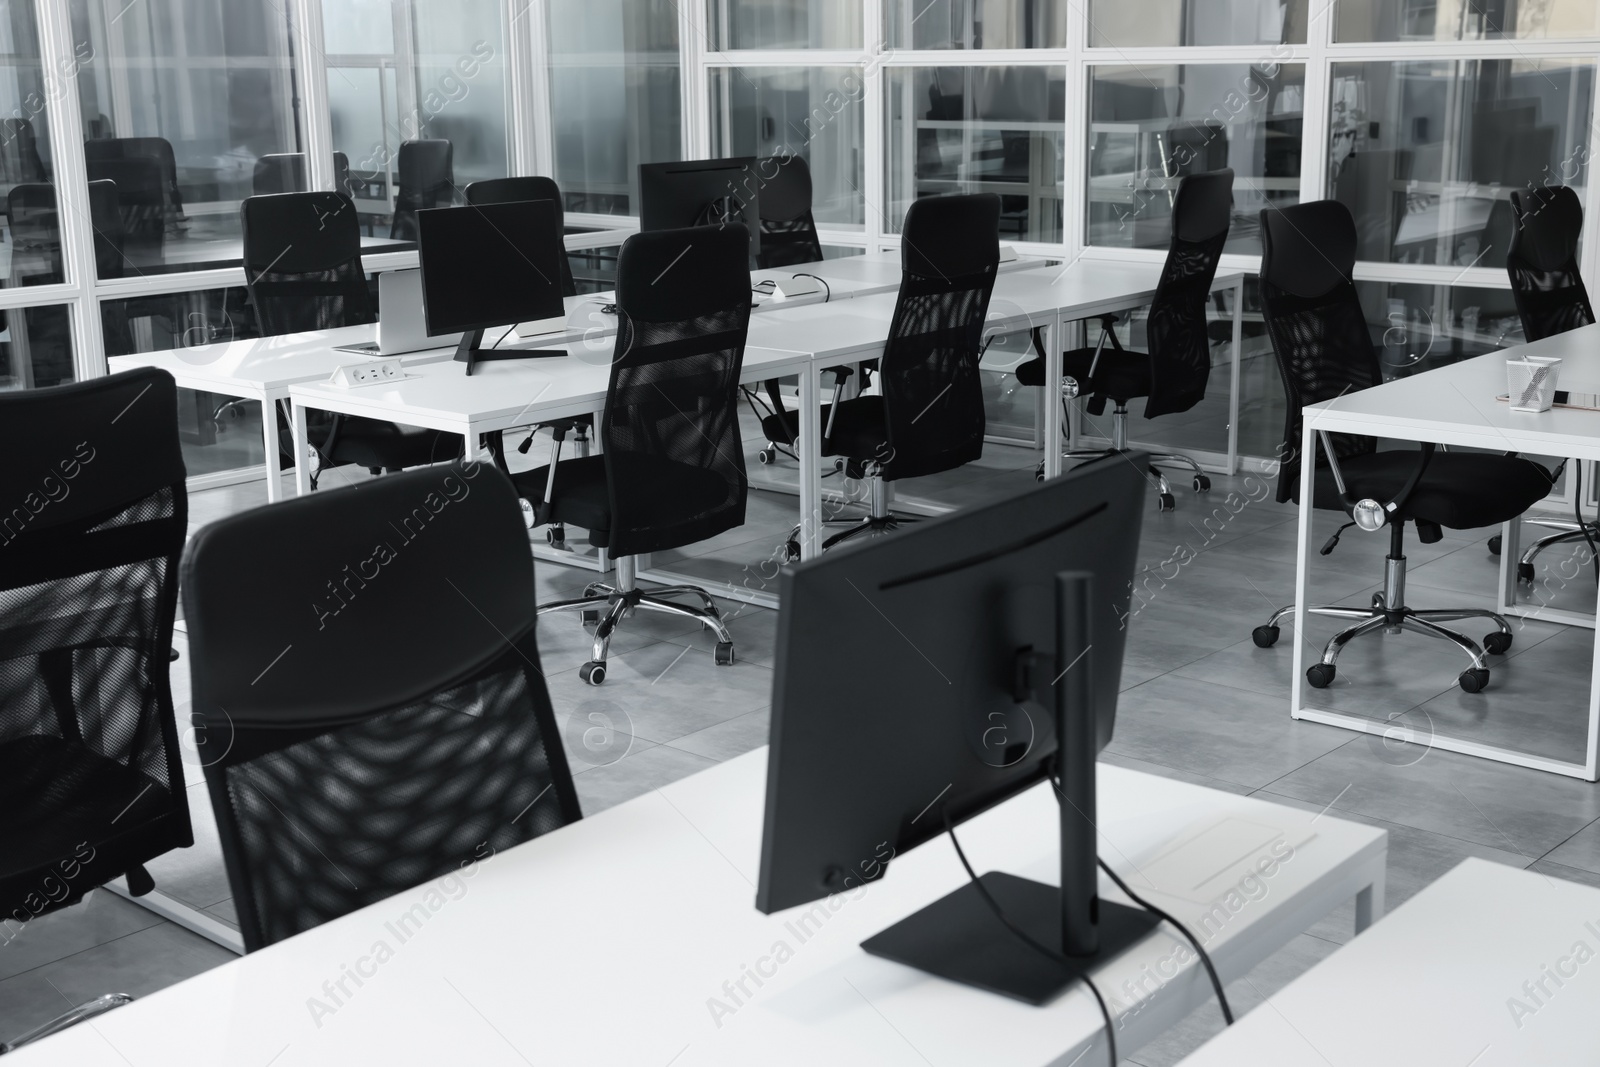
[1304,323,1600,460]
[8,752,1384,1067]
[1177,858,1599,1066]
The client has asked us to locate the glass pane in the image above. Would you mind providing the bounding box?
[713,1,861,49]
[323,0,509,238]
[887,0,1065,49]
[1329,59,1595,266]
[0,304,73,390]
[101,286,272,476]
[710,67,865,229]
[0,0,61,291]
[548,1,681,217]
[1337,0,1600,41]
[69,0,302,277]
[1088,64,1305,255]
[1091,0,1307,46]
[886,66,1065,240]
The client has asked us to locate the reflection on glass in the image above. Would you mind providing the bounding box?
[1090,0,1306,46]
[887,0,1064,49]
[548,1,681,217]
[887,66,1064,240]
[0,1,58,292]
[1088,64,1305,254]
[1328,60,1595,266]
[1336,0,1600,41]
[710,67,865,229]
[0,304,73,390]
[323,0,508,238]
[713,1,861,49]
[69,0,302,277]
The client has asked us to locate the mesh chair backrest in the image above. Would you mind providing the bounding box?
[88,180,126,281]
[1507,186,1594,342]
[603,224,752,557]
[0,368,191,914]
[464,176,578,297]
[0,118,45,183]
[877,193,1000,482]
[182,463,580,952]
[83,137,182,216]
[85,156,165,251]
[252,153,307,195]
[391,140,454,240]
[241,192,374,335]
[755,155,824,268]
[7,183,61,286]
[1258,200,1380,504]
[1144,169,1232,419]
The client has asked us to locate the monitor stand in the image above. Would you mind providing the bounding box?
[860,572,1162,1006]
[454,328,569,376]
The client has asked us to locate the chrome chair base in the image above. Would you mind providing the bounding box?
[1252,552,1513,693]
[537,556,733,685]
[1,994,133,1054]
[1034,404,1212,512]
[784,473,916,557]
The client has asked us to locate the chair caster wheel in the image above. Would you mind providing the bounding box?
[758,447,775,465]
[1372,592,1386,610]
[1252,625,1280,648]
[1034,461,1046,483]
[1306,663,1336,688]
[1157,493,1175,512]
[1487,534,1502,556]
[714,641,735,666]
[579,661,606,685]
[1516,561,1535,583]
[546,529,565,548]
[1459,667,1490,693]
[1193,475,1211,492]
[581,608,601,625]
[784,539,801,562]
[1484,632,1512,655]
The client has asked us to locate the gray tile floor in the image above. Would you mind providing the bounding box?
[6,430,1600,1066]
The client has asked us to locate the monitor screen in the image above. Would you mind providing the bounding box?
[416,199,564,336]
[639,157,761,262]
[756,457,1147,914]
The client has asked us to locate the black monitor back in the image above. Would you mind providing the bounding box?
[416,198,564,335]
[757,456,1147,913]
[639,157,761,263]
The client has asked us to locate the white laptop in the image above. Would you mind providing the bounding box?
[334,268,464,356]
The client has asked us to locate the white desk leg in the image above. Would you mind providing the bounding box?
[1588,524,1600,780]
[1290,420,1317,719]
[1355,864,1386,933]
[463,429,481,462]
[1042,312,1063,479]
[798,365,822,559]
[292,402,312,496]
[1496,515,1521,619]
[1227,277,1244,475]
[261,398,282,503]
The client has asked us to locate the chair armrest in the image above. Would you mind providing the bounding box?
[1317,431,1434,531]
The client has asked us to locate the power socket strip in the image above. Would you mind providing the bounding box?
[329,359,405,388]
[770,275,824,301]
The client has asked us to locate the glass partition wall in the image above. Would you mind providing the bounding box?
[6,0,1599,483]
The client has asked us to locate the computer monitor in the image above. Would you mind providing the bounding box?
[416,199,566,375]
[757,456,1158,1005]
[639,157,761,263]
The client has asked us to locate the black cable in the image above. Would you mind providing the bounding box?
[1049,776,1234,1028]
[489,323,517,350]
[1576,462,1599,583]
[791,272,830,301]
[943,808,1117,1067]
[752,279,777,294]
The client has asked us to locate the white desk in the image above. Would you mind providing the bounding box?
[1295,327,1600,779]
[5,752,1385,1067]
[1177,859,1599,1066]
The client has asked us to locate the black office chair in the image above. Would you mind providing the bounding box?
[85,156,166,264]
[241,192,461,481]
[1487,185,1600,580]
[465,176,578,297]
[755,154,824,269]
[1249,201,1553,693]
[251,152,307,195]
[390,139,454,241]
[785,193,1000,554]
[0,368,193,1049]
[83,137,184,230]
[1015,170,1233,511]
[513,224,750,684]
[6,183,62,286]
[182,462,581,951]
[0,117,46,185]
